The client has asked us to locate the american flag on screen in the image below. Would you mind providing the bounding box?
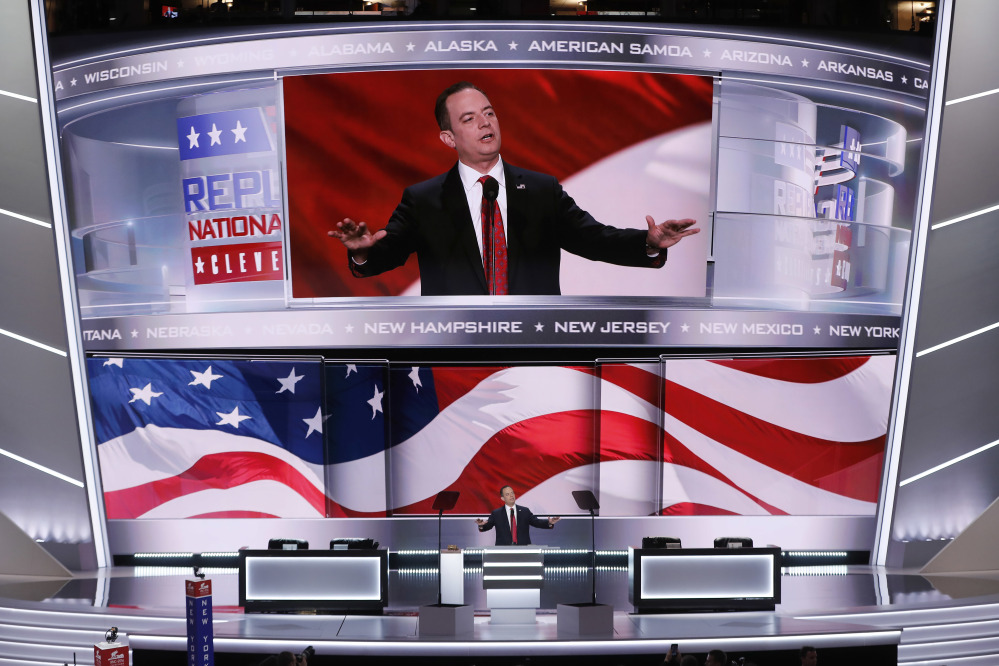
[325,356,892,518]
[88,357,325,519]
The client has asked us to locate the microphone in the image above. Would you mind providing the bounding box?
[482,176,499,202]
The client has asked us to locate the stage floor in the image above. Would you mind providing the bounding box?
[3,565,999,665]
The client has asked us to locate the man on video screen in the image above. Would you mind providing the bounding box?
[329,81,699,296]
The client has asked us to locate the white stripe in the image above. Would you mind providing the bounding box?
[946,86,999,106]
[930,202,999,231]
[0,206,51,228]
[138,479,322,518]
[915,320,999,357]
[0,446,84,487]
[0,327,66,356]
[98,425,323,491]
[0,88,36,103]
[662,357,893,442]
[899,438,999,487]
[520,461,769,516]
[662,411,875,515]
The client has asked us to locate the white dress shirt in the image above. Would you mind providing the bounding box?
[456,158,509,264]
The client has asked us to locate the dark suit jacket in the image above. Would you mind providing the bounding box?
[478,504,552,546]
[349,162,666,295]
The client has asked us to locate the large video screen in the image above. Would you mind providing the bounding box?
[284,68,713,299]
[52,22,933,351]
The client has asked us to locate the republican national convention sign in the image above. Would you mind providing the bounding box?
[89,355,892,519]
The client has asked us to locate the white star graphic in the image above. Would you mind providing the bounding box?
[231,120,248,143]
[189,365,223,389]
[195,256,205,273]
[801,58,809,67]
[208,123,223,146]
[216,405,252,428]
[346,364,357,377]
[277,367,304,394]
[186,126,200,149]
[901,75,908,84]
[703,49,712,58]
[406,42,415,51]
[681,323,690,332]
[409,367,422,391]
[177,60,184,67]
[129,383,163,406]
[70,78,77,86]
[508,41,518,50]
[103,358,124,368]
[814,326,822,334]
[304,407,324,438]
[535,322,544,332]
[131,329,139,338]
[345,324,354,333]
[367,385,384,419]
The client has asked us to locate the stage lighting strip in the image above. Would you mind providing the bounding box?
[0,206,51,229]
[0,446,81,486]
[899,437,999,487]
[135,566,237,577]
[782,566,849,576]
[0,88,35,104]
[0,328,66,356]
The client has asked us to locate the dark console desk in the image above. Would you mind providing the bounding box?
[238,549,388,613]
[629,547,781,612]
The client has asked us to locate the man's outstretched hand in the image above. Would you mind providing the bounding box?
[329,217,387,263]
[645,216,699,251]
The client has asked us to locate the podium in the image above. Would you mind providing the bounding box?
[483,546,544,624]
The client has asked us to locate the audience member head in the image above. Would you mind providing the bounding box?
[800,645,818,666]
[705,649,728,666]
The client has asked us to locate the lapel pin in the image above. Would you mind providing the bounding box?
[516,184,526,190]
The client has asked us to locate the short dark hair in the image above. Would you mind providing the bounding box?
[435,81,488,131]
[500,485,513,496]
[706,649,727,664]
[277,652,296,666]
[800,646,817,659]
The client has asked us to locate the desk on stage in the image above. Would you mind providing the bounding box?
[238,549,388,613]
[629,546,781,612]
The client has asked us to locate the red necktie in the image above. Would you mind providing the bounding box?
[478,175,508,295]
[510,507,518,544]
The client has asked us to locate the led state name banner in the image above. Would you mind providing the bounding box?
[89,354,891,520]
[53,23,932,351]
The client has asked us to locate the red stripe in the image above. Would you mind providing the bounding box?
[430,366,510,412]
[660,503,741,516]
[597,363,661,405]
[103,451,325,519]
[392,410,597,515]
[707,356,872,383]
[664,379,884,501]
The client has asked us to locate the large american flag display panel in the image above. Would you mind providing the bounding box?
[89,355,892,520]
[88,357,326,519]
